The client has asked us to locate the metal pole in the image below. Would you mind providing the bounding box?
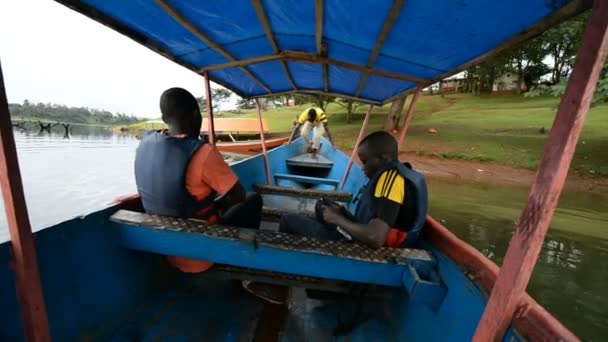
[474,1,608,340]
[397,86,422,149]
[0,61,50,340]
[203,71,215,145]
[255,99,271,184]
[340,105,374,189]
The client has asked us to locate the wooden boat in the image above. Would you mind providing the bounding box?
[1,0,606,341]
[215,133,289,155]
[201,118,289,155]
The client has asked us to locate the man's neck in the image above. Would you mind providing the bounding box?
[166,128,193,139]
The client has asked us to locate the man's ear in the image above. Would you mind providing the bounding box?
[380,153,392,164]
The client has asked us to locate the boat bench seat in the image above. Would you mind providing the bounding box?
[254,184,352,202]
[274,173,340,187]
[261,207,314,221]
[285,153,334,169]
[109,209,437,290]
[208,265,399,298]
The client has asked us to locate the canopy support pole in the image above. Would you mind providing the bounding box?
[354,0,405,97]
[0,61,50,341]
[255,99,271,184]
[473,1,608,340]
[204,71,215,145]
[397,86,422,149]
[341,105,373,189]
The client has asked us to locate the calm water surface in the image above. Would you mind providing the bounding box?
[0,129,606,340]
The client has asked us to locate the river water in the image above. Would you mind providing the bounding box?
[0,129,606,340]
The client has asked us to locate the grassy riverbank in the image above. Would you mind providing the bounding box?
[129,94,608,176]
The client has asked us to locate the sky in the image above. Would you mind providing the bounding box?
[0,0,234,118]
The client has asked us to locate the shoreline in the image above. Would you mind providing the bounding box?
[398,152,608,194]
[342,148,608,194]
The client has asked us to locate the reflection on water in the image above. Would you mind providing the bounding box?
[428,178,608,341]
[0,128,606,340]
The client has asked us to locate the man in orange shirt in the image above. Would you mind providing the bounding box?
[135,87,262,273]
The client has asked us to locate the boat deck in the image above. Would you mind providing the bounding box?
[87,271,404,341]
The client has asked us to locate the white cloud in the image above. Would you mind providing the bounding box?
[0,0,233,118]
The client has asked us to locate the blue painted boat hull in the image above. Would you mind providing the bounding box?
[0,139,573,341]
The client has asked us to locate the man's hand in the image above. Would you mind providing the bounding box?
[320,204,345,225]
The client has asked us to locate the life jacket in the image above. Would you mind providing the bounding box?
[353,160,428,247]
[134,130,217,220]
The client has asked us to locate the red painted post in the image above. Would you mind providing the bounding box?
[0,61,51,340]
[473,1,608,340]
[397,86,422,149]
[340,105,373,189]
[203,71,215,145]
[255,99,271,184]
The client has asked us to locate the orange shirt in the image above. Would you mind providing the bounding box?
[170,140,238,273]
[185,144,238,200]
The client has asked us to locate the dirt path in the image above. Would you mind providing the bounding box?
[343,148,608,193]
[399,152,608,193]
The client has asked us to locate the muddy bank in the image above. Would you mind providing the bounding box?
[398,152,608,194]
[342,147,608,193]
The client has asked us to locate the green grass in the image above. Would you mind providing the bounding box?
[402,94,608,176]
[128,94,608,176]
[125,121,167,132]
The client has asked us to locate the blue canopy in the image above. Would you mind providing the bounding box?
[56,0,588,104]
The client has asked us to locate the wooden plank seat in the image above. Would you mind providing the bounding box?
[254,184,352,202]
[274,173,340,187]
[261,207,315,222]
[207,265,400,298]
[109,210,435,288]
[285,153,334,169]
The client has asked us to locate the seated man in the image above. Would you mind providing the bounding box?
[134,87,262,272]
[288,107,334,153]
[279,131,427,248]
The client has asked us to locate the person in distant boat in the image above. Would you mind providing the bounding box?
[134,87,262,273]
[279,131,428,248]
[288,107,334,153]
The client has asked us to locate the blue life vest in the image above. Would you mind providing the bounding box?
[353,160,428,247]
[134,131,216,218]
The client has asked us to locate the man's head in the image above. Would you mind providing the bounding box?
[160,87,201,137]
[307,108,317,122]
[357,131,398,178]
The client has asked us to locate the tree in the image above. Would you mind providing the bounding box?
[335,98,364,123]
[196,87,233,113]
[236,97,256,110]
[541,12,588,84]
[526,61,608,105]
[383,95,407,132]
[8,101,141,125]
[506,37,548,93]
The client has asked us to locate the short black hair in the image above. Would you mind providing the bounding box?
[159,87,199,125]
[359,131,398,160]
[307,108,317,121]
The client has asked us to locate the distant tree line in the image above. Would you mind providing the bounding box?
[464,10,607,103]
[8,100,141,125]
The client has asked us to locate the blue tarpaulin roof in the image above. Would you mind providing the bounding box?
[56,0,588,104]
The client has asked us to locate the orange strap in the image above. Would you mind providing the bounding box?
[167,213,219,273]
[385,229,408,248]
[166,256,213,273]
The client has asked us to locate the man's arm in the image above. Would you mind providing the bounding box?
[320,169,405,248]
[323,123,335,146]
[193,145,245,209]
[321,205,389,248]
[215,181,246,209]
[288,123,302,143]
